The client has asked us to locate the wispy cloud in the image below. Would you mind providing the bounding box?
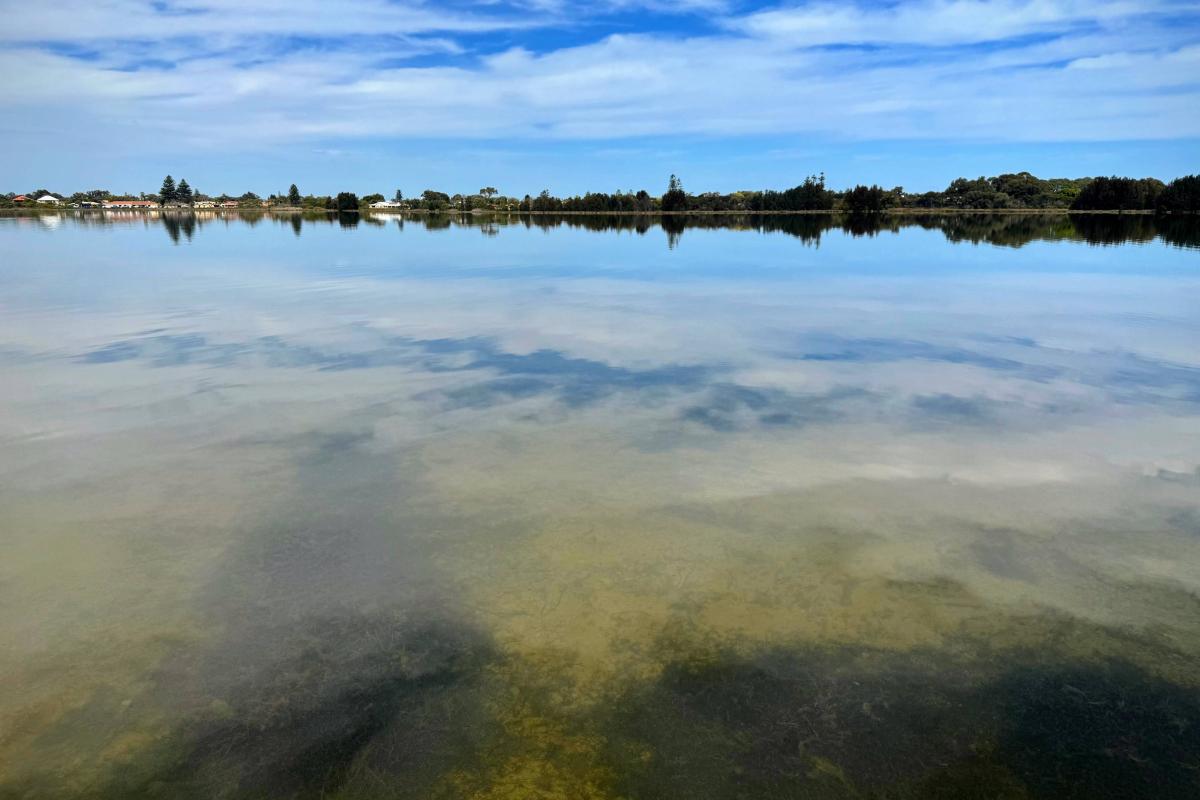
[0,0,1197,154]
[730,0,1173,46]
[0,0,535,42]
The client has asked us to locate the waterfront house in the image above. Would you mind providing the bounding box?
[370,200,405,209]
[36,195,61,205]
[12,195,28,203]
[103,199,158,209]
[220,201,238,209]
[194,200,216,209]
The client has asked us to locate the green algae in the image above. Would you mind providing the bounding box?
[3,217,1199,799]
[6,479,1200,800]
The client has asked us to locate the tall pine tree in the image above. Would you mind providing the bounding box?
[159,175,177,205]
[177,179,193,206]
[288,184,301,206]
[661,174,687,213]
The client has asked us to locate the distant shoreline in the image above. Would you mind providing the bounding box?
[0,207,1176,217]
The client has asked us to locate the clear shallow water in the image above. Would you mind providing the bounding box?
[1,211,1198,799]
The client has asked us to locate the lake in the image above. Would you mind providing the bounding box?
[1,211,1198,799]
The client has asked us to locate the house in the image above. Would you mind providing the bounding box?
[220,201,238,208]
[78,201,101,208]
[103,199,158,209]
[194,200,216,209]
[36,194,61,205]
[370,200,404,209]
[12,195,28,203]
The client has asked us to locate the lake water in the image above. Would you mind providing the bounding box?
[2,211,1198,799]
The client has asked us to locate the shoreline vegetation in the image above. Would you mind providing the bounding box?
[5,172,1198,215]
[0,206,1175,217]
[8,207,1197,250]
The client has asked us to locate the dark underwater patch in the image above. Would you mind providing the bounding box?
[598,643,1200,800]
[151,615,490,800]
[994,661,1200,800]
[6,614,495,800]
[6,626,1200,799]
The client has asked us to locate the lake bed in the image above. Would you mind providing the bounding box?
[1,212,1198,799]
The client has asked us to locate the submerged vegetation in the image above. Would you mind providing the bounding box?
[4,610,1198,799]
[603,640,1200,800]
[5,460,1199,800]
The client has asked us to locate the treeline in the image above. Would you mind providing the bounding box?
[337,172,1197,214]
[1070,175,1200,213]
[5,172,1197,213]
[842,173,1199,213]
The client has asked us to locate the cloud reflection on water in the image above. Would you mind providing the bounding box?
[0,213,1198,799]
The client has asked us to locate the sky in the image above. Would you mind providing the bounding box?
[2,0,1198,196]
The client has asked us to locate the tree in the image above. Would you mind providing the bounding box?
[479,187,497,202]
[177,179,193,206]
[754,174,835,211]
[843,184,892,213]
[421,190,450,210]
[940,177,1011,209]
[532,189,562,212]
[393,189,403,203]
[159,175,177,205]
[1071,176,1164,211]
[288,184,302,206]
[791,173,834,210]
[661,174,687,212]
[335,192,359,212]
[1156,175,1200,214]
[69,189,111,204]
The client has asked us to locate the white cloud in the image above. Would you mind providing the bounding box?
[732,0,1172,47]
[0,0,533,42]
[1067,43,1200,71]
[0,0,732,44]
[0,0,1197,149]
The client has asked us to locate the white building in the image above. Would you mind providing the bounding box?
[103,200,158,209]
[370,200,404,209]
[35,194,61,205]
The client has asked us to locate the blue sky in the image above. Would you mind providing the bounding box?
[2,0,1198,196]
